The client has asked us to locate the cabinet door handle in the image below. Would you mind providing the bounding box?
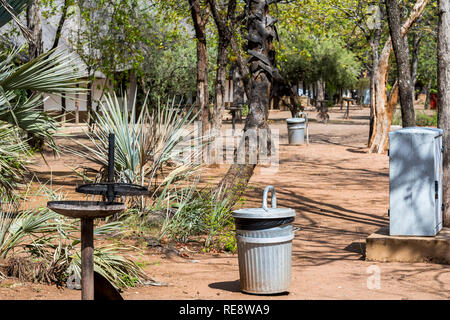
[435,181,439,200]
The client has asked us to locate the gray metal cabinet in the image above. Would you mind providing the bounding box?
[389,127,443,236]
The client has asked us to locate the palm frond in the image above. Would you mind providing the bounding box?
[68,244,148,289]
[0,124,29,194]
[0,47,87,193]
[0,48,86,93]
[0,0,31,28]
[0,92,57,143]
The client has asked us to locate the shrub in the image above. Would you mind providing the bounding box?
[415,111,437,127]
[391,110,437,127]
[67,93,205,210]
[159,186,235,250]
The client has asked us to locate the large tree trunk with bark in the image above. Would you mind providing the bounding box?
[189,0,210,136]
[386,0,416,127]
[438,0,450,227]
[369,40,394,153]
[369,0,428,153]
[215,0,279,205]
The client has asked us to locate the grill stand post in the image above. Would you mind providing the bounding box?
[81,218,94,300]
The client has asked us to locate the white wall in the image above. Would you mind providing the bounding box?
[43,78,112,112]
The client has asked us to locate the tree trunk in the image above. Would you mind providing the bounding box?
[51,0,70,50]
[369,41,393,153]
[61,93,66,124]
[87,80,93,126]
[383,81,399,151]
[26,0,43,60]
[386,0,416,127]
[288,86,300,117]
[188,0,210,136]
[25,0,44,148]
[230,36,251,98]
[211,41,228,134]
[312,82,316,103]
[316,79,325,102]
[369,0,428,153]
[410,32,421,100]
[437,0,450,227]
[231,64,246,106]
[424,78,432,109]
[215,0,278,205]
[209,0,237,134]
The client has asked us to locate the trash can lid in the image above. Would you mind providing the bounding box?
[232,186,296,219]
[232,207,295,219]
[286,118,306,124]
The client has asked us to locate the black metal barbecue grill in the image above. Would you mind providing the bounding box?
[75,133,149,202]
[47,133,149,300]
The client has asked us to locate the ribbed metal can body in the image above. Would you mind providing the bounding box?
[236,224,293,294]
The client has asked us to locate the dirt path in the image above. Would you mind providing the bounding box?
[1,107,449,300]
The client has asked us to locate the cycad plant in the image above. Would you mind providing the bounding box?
[0,0,85,194]
[0,47,85,194]
[0,47,85,144]
[0,123,29,193]
[67,93,206,209]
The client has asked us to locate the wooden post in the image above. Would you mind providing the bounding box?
[81,218,94,300]
[231,110,236,135]
[61,93,66,125]
[75,83,80,124]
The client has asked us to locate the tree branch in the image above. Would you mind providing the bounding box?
[51,0,71,50]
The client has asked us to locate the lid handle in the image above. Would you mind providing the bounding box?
[262,186,277,211]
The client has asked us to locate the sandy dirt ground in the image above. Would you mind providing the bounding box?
[0,106,448,300]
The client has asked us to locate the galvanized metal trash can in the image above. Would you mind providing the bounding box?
[232,186,296,294]
[286,112,308,145]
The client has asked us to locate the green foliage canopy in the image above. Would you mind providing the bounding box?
[279,35,362,91]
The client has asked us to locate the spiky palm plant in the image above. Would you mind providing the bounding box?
[0,47,85,194]
[0,123,30,193]
[0,0,86,194]
[0,47,85,142]
[67,92,206,209]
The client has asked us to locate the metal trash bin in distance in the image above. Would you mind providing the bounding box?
[286,112,308,145]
